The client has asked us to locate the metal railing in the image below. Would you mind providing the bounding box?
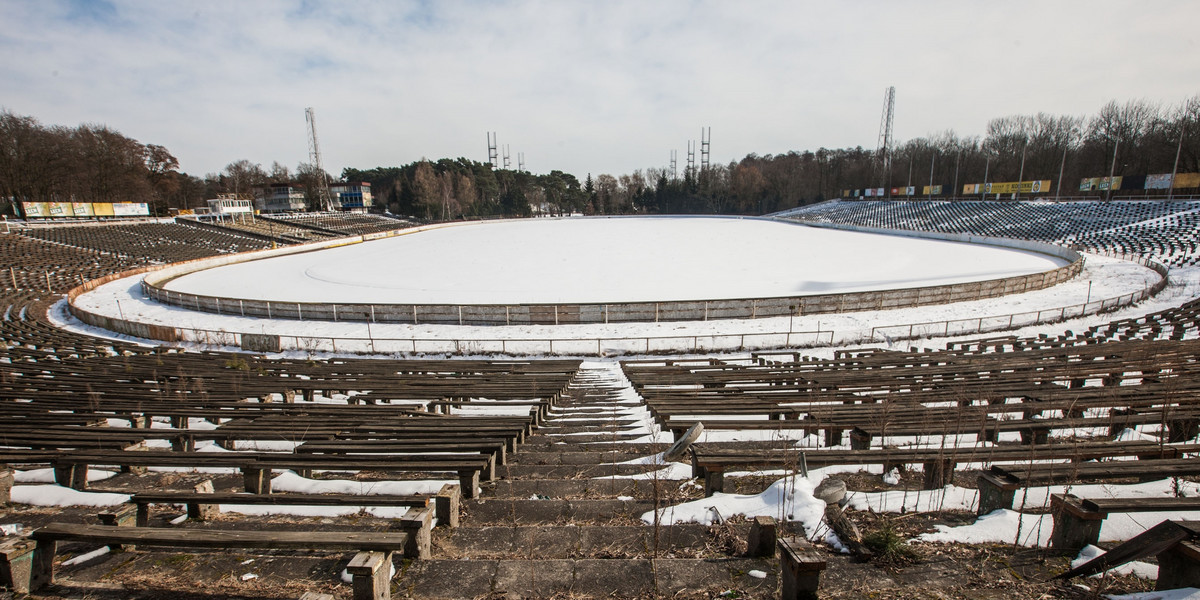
[869,253,1169,344]
[141,326,839,357]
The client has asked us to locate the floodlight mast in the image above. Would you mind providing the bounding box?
[876,86,895,190]
[305,107,333,212]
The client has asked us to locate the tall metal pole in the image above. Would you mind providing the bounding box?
[1105,139,1120,201]
[981,156,990,201]
[1055,145,1068,201]
[928,152,936,199]
[1015,142,1027,200]
[952,150,960,201]
[1168,126,1185,202]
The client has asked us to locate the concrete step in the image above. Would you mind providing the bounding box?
[536,432,653,443]
[434,523,728,559]
[397,557,778,599]
[486,477,702,500]
[499,463,666,480]
[522,439,673,454]
[508,450,648,466]
[535,423,648,434]
[461,498,656,525]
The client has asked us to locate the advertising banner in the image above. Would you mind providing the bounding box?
[21,202,47,217]
[922,185,943,195]
[71,202,95,217]
[986,180,1051,194]
[47,202,70,217]
[1145,174,1173,189]
[111,202,149,216]
[1176,173,1200,188]
[92,203,115,216]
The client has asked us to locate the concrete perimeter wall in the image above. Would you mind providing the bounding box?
[110,219,1084,326]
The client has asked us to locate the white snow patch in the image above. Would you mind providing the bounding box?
[61,546,111,566]
[10,485,129,507]
[1073,545,1158,579]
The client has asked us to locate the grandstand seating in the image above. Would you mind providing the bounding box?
[179,211,415,243]
[20,222,272,264]
[266,211,415,235]
[777,199,1200,267]
[2,200,1200,597]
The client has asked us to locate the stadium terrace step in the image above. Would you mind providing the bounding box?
[526,432,657,444]
[500,463,670,480]
[488,478,698,500]
[462,498,657,525]
[434,524,720,559]
[506,450,649,465]
[396,557,777,599]
[536,424,649,436]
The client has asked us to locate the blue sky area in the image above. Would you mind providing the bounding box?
[2,0,1198,179]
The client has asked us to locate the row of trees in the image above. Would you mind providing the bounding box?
[342,96,1200,218]
[4,95,1198,219]
[0,110,183,215]
[0,109,341,216]
[343,159,591,219]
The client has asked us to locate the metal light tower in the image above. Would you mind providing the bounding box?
[305,107,333,212]
[487,132,499,168]
[700,127,711,171]
[876,86,895,188]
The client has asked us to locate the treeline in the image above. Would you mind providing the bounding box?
[343,159,589,219]
[5,95,1198,220]
[0,109,339,216]
[346,96,1200,218]
[0,110,185,215]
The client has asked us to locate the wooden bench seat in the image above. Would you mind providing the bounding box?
[29,522,424,598]
[132,484,461,528]
[296,438,508,466]
[37,450,493,498]
[1049,493,1200,551]
[693,441,1200,496]
[978,457,1200,514]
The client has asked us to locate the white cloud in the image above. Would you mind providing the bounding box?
[2,0,1197,179]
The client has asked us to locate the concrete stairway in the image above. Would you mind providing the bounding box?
[395,361,781,599]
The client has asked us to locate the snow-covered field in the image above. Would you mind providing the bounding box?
[62,249,1172,355]
[160,217,1068,304]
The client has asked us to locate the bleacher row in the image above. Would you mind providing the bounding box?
[183,211,413,244]
[778,199,1200,267]
[0,200,1198,596]
[0,217,577,597]
[266,211,416,236]
[20,221,273,264]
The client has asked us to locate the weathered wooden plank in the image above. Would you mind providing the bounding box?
[31,523,412,551]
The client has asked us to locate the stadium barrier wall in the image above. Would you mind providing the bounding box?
[127,218,1084,326]
[63,248,1166,356]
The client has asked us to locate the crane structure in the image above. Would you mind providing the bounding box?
[305,107,334,212]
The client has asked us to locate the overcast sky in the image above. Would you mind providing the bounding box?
[3,1,1199,180]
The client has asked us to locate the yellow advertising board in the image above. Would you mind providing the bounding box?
[21,202,47,217]
[1176,173,1200,189]
[922,185,943,195]
[92,203,115,216]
